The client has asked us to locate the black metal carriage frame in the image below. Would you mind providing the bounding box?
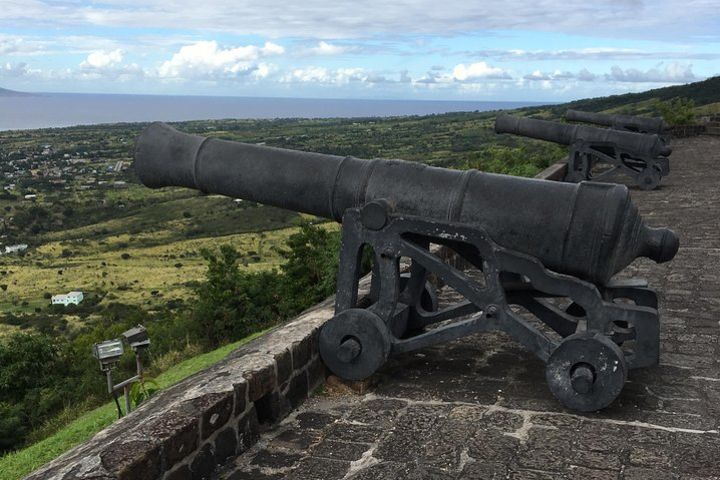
[319,203,661,412]
[565,140,670,190]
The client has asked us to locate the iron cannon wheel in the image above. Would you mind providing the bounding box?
[637,166,662,190]
[545,332,627,412]
[319,309,392,381]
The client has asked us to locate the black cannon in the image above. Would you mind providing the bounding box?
[496,113,671,190]
[135,122,679,412]
[566,109,669,136]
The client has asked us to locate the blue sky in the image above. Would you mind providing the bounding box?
[1,0,719,101]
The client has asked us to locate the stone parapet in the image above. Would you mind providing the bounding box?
[25,281,367,480]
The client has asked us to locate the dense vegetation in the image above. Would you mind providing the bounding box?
[530,75,720,115]
[0,221,341,453]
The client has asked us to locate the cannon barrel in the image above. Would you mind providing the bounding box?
[496,114,672,157]
[135,122,679,285]
[566,109,669,134]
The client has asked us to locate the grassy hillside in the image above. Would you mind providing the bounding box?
[527,75,720,116]
[0,330,267,480]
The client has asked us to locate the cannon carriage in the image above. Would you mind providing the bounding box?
[496,113,672,190]
[134,122,678,412]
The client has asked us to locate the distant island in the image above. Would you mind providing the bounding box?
[0,87,32,97]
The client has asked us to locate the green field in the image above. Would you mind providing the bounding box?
[0,111,566,334]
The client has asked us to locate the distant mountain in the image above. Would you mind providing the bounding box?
[0,87,32,97]
[539,76,720,115]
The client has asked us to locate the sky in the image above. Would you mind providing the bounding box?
[1,0,719,101]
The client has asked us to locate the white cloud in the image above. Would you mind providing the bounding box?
[157,41,284,79]
[282,66,369,84]
[0,62,30,78]
[80,49,123,69]
[577,68,597,82]
[452,62,511,81]
[309,41,347,55]
[470,47,720,61]
[523,69,578,82]
[2,0,717,42]
[607,63,697,83]
[523,70,550,81]
[75,49,145,81]
[284,66,330,83]
[0,36,31,55]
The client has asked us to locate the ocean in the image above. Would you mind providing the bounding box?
[0,93,547,131]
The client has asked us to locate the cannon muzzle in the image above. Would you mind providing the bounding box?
[135,122,678,285]
[496,114,672,157]
[566,109,669,134]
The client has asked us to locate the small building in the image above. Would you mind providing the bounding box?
[3,244,28,255]
[51,291,84,306]
[24,194,37,200]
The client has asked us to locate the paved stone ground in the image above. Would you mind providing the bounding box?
[217,136,720,480]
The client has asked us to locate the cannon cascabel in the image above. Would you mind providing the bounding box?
[134,122,678,285]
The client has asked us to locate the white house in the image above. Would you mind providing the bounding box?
[51,291,84,306]
[2,244,28,255]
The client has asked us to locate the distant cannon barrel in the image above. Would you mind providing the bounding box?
[135,122,678,285]
[566,109,669,134]
[496,113,672,157]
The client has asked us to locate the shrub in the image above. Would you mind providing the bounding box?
[656,97,696,126]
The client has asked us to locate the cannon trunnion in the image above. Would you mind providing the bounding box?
[496,113,672,190]
[135,123,679,412]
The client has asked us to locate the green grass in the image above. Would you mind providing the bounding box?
[0,329,269,480]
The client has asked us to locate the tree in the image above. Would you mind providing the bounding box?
[655,97,696,126]
[193,245,282,346]
[0,333,68,451]
[279,220,340,308]
[191,221,345,347]
[0,333,62,403]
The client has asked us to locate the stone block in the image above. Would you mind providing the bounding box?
[275,348,293,386]
[165,464,192,480]
[189,443,215,480]
[214,427,238,463]
[100,440,162,480]
[139,413,199,470]
[244,363,277,403]
[291,336,312,369]
[286,372,309,409]
[197,393,234,440]
[237,407,261,453]
[233,380,248,416]
[307,356,327,391]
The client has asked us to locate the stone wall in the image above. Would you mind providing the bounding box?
[24,287,365,480]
